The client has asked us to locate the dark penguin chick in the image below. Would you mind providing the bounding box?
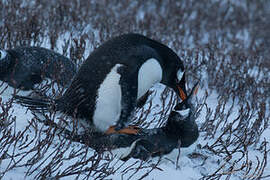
[0,47,77,90]
[163,82,199,147]
[15,33,187,134]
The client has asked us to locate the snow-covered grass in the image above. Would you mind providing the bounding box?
[1,1,270,179]
[1,82,269,179]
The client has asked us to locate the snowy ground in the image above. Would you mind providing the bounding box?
[1,1,270,179]
[1,76,269,179]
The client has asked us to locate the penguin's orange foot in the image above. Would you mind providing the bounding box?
[105,125,140,135]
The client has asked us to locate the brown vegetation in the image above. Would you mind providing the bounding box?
[0,0,269,179]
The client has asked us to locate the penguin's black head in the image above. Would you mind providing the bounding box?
[107,33,188,100]
[0,49,12,74]
[157,47,187,101]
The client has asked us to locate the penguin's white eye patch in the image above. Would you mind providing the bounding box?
[0,50,7,60]
[177,69,184,82]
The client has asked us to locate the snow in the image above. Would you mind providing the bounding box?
[1,74,269,179]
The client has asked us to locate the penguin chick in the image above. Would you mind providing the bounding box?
[164,82,199,147]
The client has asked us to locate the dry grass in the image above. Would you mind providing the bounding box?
[0,0,270,179]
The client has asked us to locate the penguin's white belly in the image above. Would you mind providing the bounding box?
[137,58,162,99]
[93,64,123,132]
[93,59,162,132]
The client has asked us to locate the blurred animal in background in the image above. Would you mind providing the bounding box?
[0,47,77,90]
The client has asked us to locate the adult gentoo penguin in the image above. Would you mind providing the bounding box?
[15,33,187,134]
[0,47,77,90]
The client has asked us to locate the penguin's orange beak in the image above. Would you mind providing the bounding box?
[177,85,187,101]
[175,71,187,101]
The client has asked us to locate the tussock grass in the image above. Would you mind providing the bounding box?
[0,1,269,179]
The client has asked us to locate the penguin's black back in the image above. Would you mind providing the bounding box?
[57,33,184,121]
